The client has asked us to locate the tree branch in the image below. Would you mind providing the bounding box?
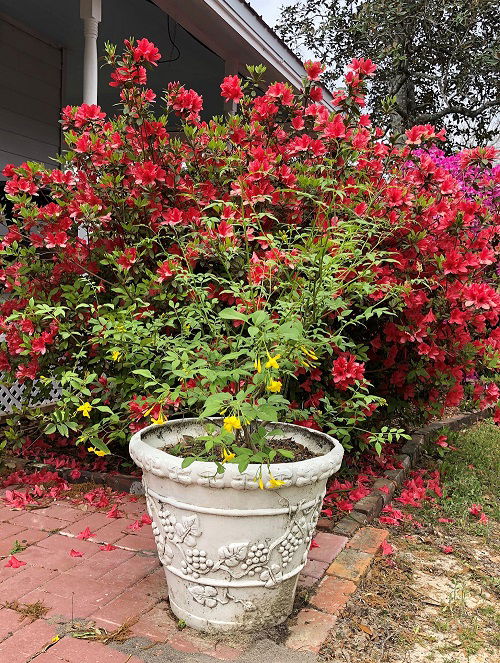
[415,99,500,124]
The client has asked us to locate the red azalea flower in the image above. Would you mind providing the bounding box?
[332,354,365,390]
[220,75,243,103]
[117,247,138,270]
[132,38,161,65]
[304,60,325,81]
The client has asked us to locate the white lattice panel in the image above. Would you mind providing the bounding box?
[0,377,60,415]
[0,333,61,415]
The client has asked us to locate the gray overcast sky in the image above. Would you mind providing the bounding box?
[247,1,286,29]
[247,1,313,59]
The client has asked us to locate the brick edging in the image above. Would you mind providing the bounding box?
[285,408,493,655]
[319,408,493,537]
[286,527,389,653]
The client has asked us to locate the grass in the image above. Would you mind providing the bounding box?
[422,420,500,528]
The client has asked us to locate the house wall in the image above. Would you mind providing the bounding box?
[0,16,63,172]
[0,0,225,175]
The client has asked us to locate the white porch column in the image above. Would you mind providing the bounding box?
[224,58,240,115]
[80,0,102,105]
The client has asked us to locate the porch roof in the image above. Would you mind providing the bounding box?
[153,0,335,109]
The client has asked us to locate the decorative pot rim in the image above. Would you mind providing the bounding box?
[130,417,344,490]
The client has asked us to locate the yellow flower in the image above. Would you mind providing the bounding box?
[51,636,60,643]
[111,350,122,361]
[87,447,107,456]
[77,402,93,418]
[223,416,242,433]
[266,379,282,393]
[258,476,264,490]
[222,447,236,463]
[269,473,286,489]
[151,412,165,425]
[254,358,262,374]
[300,345,318,360]
[265,353,281,369]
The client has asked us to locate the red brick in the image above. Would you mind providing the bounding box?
[297,573,317,589]
[8,511,69,532]
[0,608,24,641]
[11,544,95,573]
[205,642,243,660]
[11,527,51,546]
[132,604,176,640]
[0,618,57,663]
[301,559,329,580]
[308,532,348,564]
[89,582,160,626]
[0,567,59,602]
[169,633,210,654]
[51,636,132,662]
[286,608,337,653]
[34,504,84,522]
[64,548,135,580]
[60,512,117,537]
[132,569,168,601]
[347,527,389,554]
[0,522,25,540]
[35,534,101,556]
[39,573,124,608]
[119,500,147,517]
[327,548,373,582]
[310,576,357,614]
[99,554,160,588]
[0,538,18,556]
[0,507,22,522]
[0,562,24,584]
[17,588,100,621]
[23,653,65,663]
[80,518,134,544]
[315,517,332,531]
[113,533,156,552]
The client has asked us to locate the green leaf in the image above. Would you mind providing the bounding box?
[91,438,111,455]
[200,393,229,418]
[256,404,278,421]
[132,369,156,380]
[95,406,114,415]
[238,457,250,473]
[278,321,303,340]
[219,308,248,322]
[278,448,294,459]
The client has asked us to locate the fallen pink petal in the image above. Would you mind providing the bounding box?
[76,527,94,540]
[4,556,27,568]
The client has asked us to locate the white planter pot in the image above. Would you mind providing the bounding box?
[129,418,343,632]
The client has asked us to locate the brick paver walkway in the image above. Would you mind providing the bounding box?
[0,485,386,662]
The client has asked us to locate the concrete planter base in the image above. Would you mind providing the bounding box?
[129,418,344,633]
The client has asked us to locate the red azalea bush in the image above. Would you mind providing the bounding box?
[0,38,498,460]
